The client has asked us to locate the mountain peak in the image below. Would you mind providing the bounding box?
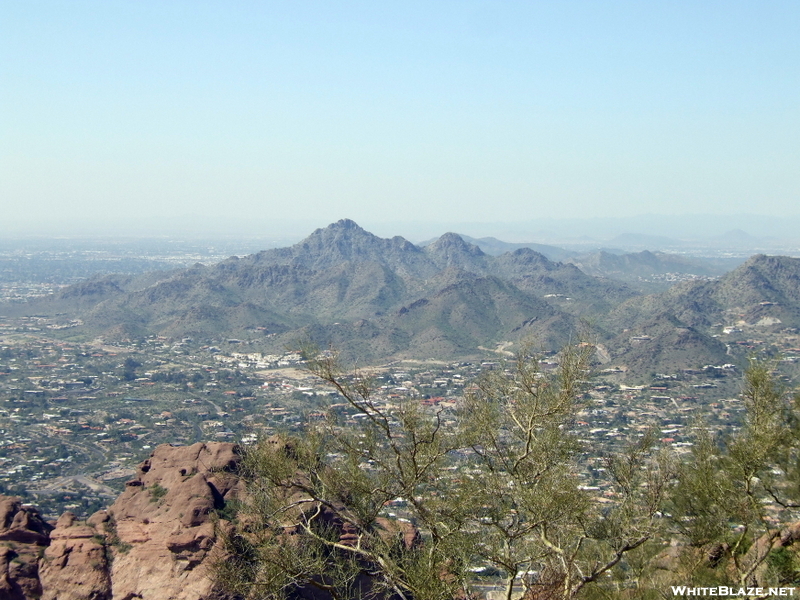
[329,218,363,231]
[308,219,371,238]
[424,233,487,273]
[303,219,378,245]
[427,233,485,257]
[273,219,433,273]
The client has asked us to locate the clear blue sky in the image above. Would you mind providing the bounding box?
[2,1,799,233]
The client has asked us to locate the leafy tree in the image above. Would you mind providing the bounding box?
[214,343,673,599]
[122,356,141,381]
[670,357,800,587]
[455,345,673,599]
[216,348,467,600]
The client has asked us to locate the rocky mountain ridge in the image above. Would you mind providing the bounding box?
[6,221,800,375]
[8,220,634,362]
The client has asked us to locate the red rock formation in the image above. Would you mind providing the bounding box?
[104,442,240,600]
[0,496,52,600]
[39,511,111,600]
[1,441,240,600]
[0,440,422,600]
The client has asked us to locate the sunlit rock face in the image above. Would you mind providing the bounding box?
[1,441,241,600]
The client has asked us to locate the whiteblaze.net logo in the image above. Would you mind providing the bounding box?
[671,587,796,597]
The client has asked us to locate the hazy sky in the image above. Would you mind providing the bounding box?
[2,1,799,233]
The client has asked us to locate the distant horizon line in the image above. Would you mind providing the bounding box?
[4,212,800,240]
[3,213,800,259]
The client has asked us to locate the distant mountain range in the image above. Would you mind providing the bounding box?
[6,220,800,377]
[563,250,744,292]
[420,234,577,262]
[421,235,743,292]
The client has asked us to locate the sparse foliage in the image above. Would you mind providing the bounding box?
[456,344,674,599]
[217,349,800,598]
[216,342,675,599]
[148,482,168,502]
[670,357,800,587]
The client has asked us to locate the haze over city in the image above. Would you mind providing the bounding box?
[2,1,799,241]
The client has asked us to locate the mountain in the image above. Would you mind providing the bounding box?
[421,234,576,262]
[605,255,800,332]
[709,229,773,251]
[9,222,800,375]
[607,312,729,378]
[253,218,435,276]
[8,220,631,362]
[565,250,743,292]
[424,233,490,271]
[390,271,573,357]
[597,255,800,373]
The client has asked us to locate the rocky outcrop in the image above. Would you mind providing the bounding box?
[39,511,112,600]
[1,441,241,600]
[103,442,240,600]
[743,521,800,587]
[0,440,421,600]
[0,496,52,600]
